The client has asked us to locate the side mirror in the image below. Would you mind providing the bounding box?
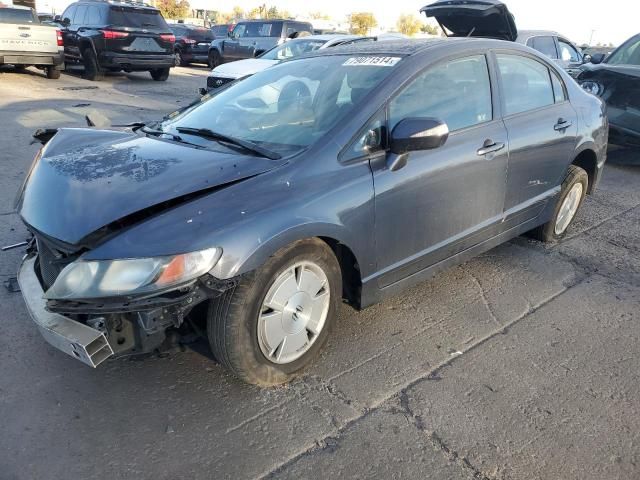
[61,17,70,26]
[390,118,449,155]
[590,53,605,64]
[582,54,592,64]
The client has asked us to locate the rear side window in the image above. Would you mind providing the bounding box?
[107,7,168,30]
[496,54,555,116]
[212,25,228,36]
[390,55,493,132]
[236,21,282,38]
[550,69,567,103]
[0,8,38,24]
[61,4,76,23]
[527,36,558,59]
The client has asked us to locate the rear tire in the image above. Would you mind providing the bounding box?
[82,48,103,81]
[207,50,221,69]
[174,49,188,67]
[529,165,588,243]
[207,238,341,386]
[150,67,170,81]
[45,65,61,79]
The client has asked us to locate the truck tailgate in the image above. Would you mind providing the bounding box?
[0,24,60,54]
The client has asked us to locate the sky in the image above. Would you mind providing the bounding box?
[197,0,637,46]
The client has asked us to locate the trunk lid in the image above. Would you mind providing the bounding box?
[17,128,286,246]
[421,0,518,42]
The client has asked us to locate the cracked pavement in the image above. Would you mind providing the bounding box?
[1,65,639,480]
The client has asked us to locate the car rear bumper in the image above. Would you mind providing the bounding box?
[100,52,175,70]
[182,51,209,63]
[0,50,64,67]
[18,256,114,368]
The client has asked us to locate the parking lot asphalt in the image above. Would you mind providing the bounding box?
[0,65,639,480]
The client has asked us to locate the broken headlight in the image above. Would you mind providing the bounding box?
[580,80,604,96]
[44,248,222,299]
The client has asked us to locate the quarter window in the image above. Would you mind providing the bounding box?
[389,55,492,132]
[496,54,555,116]
[550,69,567,103]
[558,39,581,62]
[528,36,558,59]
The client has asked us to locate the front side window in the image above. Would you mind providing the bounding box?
[558,39,580,62]
[607,36,640,66]
[496,54,554,116]
[162,55,400,155]
[389,55,492,132]
[528,36,558,59]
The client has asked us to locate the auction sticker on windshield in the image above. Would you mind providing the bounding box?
[343,56,401,67]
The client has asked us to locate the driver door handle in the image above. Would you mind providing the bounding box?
[477,141,505,156]
[554,118,573,131]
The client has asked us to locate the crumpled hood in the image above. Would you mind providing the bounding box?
[210,58,278,79]
[17,128,285,246]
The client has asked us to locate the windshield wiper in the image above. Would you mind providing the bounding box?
[139,125,183,142]
[175,127,281,160]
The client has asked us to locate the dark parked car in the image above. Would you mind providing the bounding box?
[578,33,640,151]
[207,19,313,68]
[169,24,213,66]
[16,39,607,385]
[57,0,175,81]
[210,23,233,38]
[421,0,587,76]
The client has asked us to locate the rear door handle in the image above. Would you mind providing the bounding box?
[554,119,573,131]
[477,141,505,156]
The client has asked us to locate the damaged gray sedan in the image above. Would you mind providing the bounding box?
[16,39,608,385]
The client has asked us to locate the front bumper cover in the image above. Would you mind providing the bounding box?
[18,256,114,367]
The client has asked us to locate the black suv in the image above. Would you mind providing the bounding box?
[169,24,213,66]
[57,0,175,81]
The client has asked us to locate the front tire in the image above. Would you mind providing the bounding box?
[207,238,342,386]
[207,50,221,69]
[530,165,588,242]
[150,67,170,81]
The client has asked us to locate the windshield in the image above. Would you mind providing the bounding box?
[162,55,401,155]
[607,36,640,66]
[0,8,38,24]
[261,39,327,60]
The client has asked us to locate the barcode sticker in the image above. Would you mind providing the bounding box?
[343,56,402,67]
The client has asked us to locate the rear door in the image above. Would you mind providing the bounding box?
[495,52,578,221]
[372,54,509,287]
[0,7,58,54]
[105,6,173,55]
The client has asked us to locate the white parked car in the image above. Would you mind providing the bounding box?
[204,34,360,92]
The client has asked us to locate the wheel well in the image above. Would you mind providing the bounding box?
[572,149,598,194]
[318,237,362,309]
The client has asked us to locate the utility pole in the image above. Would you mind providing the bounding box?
[588,29,596,46]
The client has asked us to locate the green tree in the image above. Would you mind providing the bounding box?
[156,0,189,19]
[396,14,422,37]
[420,23,441,36]
[349,12,377,35]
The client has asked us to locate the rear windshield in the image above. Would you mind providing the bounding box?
[107,6,168,30]
[0,8,38,24]
[185,27,213,41]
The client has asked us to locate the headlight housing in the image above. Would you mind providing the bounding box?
[580,80,604,96]
[44,247,222,300]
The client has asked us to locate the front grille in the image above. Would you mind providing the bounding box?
[36,237,75,289]
[207,76,234,89]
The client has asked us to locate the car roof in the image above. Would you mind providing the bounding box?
[292,34,358,42]
[77,0,159,11]
[517,30,564,39]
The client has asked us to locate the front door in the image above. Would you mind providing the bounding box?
[495,53,579,220]
[372,54,509,287]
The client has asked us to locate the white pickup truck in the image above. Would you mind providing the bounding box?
[0,5,64,79]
